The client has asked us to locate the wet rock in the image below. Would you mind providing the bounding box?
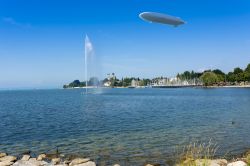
[0,153,7,158]
[13,159,48,166]
[213,159,228,166]
[145,164,154,166]
[63,160,71,165]
[59,154,65,158]
[73,161,96,166]
[212,159,227,166]
[0,155,17,162]
[46,154,58,160]
[0,161,14,166]
[13,160,33,166]
[195,159,227,166]
[227,161,247,166]
[37,154,46,161]
[69,158,90,166]
[21,155,30,161]
[29,158,37,162]
[113,164,120,166]
[52,158,61,165]
[30,158,48,165]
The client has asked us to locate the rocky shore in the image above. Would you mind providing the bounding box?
[1,152,250,166]
[0,152,97,166]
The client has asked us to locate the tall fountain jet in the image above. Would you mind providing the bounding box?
[84,35,94,94]
[84,35,102,94]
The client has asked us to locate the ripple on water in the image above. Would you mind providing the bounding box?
[0,88,250,164]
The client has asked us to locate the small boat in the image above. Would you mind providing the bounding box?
[128,86,136,89]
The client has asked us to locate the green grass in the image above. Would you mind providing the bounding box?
[246,152,250,166]
[174,140,219,166]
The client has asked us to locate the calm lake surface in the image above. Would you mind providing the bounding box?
[0,88,250,165]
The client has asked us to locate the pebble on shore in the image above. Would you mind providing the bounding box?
[69,158,90,166]
[0,152,250,166]
[20,155,30,161]
[0,153,95,166]
[0,153,7,158]
[37,154,46,161]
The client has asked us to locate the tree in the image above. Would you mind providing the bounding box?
[233,67,244,82]
[245,72,250,81]
[200,72,219,86]
[213,69,225,76]
[245,64,250,81]
[245,64,250,73]
[226,72,235,83]
[139,79,151,86]
[69,80,81,87]
[80,81,86,87]
[183,71,191,80]
[178,70,202,80]
[233,67,243,75]
[212,69,225,82]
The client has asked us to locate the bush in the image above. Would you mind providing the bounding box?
[200,72,219,86]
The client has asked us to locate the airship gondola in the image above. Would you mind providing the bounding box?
[139,12,185,27]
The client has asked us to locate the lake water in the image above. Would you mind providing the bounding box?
[0,88,250,165]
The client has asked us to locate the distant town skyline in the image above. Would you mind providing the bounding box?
[0,0,250,89]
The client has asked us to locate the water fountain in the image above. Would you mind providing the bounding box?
[84,35,101,94]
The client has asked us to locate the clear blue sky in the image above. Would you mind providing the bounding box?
[0,0,250,89]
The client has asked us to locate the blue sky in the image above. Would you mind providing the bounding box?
[0,0,250,89]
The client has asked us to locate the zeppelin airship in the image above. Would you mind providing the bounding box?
[139,12,185,27]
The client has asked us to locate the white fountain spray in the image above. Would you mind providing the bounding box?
[85,35,94,94]
[84,35,102,94]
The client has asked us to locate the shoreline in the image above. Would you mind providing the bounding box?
[64,85,250,89]
[1,149,250,166]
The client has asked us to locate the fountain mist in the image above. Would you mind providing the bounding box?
[84,35,101,94]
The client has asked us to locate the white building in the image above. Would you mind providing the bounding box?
[131,79,140,87]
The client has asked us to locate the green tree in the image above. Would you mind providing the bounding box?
[183,71,191,80]
[233,67,244,82]
[245,72,250,81]
[245,64,250,81]
[200,72,219,86]
[233,67,243,75]
[69,80,81,87]
[212,69,225,82]
[80,81,86,87]
[226,72,235,83]
[213,69,225,76]
[245,64,250,73]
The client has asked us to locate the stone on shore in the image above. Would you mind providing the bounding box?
[0,156,17,162]
[227,161,247,166]
[21,155,30,161]
[0,153,7,158]
[195,159,228,166]
[52,158,61,165]
[213,159,228,166]
[69,158,90,166]
[73,161,96,166]
[63,160,71,165]
[37,154,46,161]
[13,158,48,166]
[0,161,14,166]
